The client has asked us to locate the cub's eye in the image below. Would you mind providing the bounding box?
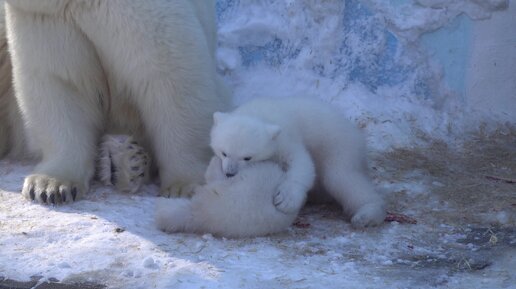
[222,152,227,157]
[243,157,252,161]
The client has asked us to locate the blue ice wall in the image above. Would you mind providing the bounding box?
[215,0,513,142]
[215,0,455,100]
[421,14,472,97]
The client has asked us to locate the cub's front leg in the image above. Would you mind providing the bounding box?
[274,144,316,213]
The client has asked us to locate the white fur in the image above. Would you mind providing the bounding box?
[0,0,230,203]
[0,4,25,159]
[210,97,386,228]
[156,157,298,238]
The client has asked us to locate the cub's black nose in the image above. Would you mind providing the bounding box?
[225,173,235,178]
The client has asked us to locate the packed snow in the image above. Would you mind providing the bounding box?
[1,0,514,288]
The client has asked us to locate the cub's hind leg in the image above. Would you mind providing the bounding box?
[320,157,386,228]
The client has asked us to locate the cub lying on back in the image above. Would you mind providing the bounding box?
[210,97,386,228]
[156,157,298,238]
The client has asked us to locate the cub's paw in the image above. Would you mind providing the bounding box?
[97,135,150,194]
[160,182,197,198]
[273,181,307,214]
[351,202,386,228]
[22,174,84,205]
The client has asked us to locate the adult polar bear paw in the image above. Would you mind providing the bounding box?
[22,174,83,205]
[350,202,387,228]
[97,135,150,194]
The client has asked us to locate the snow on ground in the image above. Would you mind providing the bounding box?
[1,134,514,288]
[1,0,515,288]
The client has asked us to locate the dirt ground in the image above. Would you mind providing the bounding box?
[377,130,515,227]
[365,129,516,287]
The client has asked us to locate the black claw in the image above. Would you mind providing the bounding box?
[111,171,117,185]
[29,188,35,200]
[49,193,55,205]
[109,152,117,185]
[41,191,47,203]
[71,188,77,201]
[55,192,62,204]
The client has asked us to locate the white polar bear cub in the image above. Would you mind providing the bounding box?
[3,0,229,204]
[210,97,386,228]
[156,157,298,238]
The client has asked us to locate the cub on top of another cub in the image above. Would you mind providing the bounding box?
[209,97,386,228]
[156,97,386,237]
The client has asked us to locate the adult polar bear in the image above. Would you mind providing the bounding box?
[1,0,230,203]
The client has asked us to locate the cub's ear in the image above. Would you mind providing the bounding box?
[267,124,281,140]
[213,112,227,125]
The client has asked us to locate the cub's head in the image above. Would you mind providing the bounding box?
[210,112,281,178]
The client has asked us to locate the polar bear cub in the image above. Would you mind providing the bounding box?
[156,157,298,238]
[210,97,386,228]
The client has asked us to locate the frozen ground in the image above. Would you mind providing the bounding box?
[1,132,514,289]
[1,0,515,288]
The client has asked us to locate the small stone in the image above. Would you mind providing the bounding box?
[114,227,125,233]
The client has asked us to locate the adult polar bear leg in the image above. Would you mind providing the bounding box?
[74,1,229,197]
[0,87,9,158]
[0,15,10,158]
[5,5,107,204]
[0,8,25,159]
